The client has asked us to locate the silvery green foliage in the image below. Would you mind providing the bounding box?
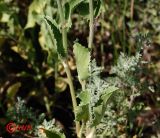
[96,91,128,137]
[111,52,141,86]
[87,59,108,106]
[87,59,109,123]
[36,119,62,138]
[96,104,119,137]
[7,97,37,123]
[7,97,45,134]
[101,53,143,137]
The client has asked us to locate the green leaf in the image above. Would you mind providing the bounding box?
[25,0,47,28]
[76,0,102,17]
[94,0,101,17]
[1,13,10,22]
[75,105,89,121]
[0,3,10,13]
[44,129,66,138]
[79,91,91,105]
[44,16,66,57]
[91,86,118,126]
[76,2,89,16]
[64,3,70,20]
[73,43,90,80]
[64,0,84,28]
[7,82,21,98]
[69,0,84,8]
[76,91,90,121]
[101,86,119,104]
[39,23,58,67]
[92,104,104,125]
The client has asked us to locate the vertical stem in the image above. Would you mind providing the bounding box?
[62,60,79,121]
[79,120,85,138]
[56,0,68,51]
[88,0,94,124]
[56,0,80,135]
[88,0,94,49]
[129,0,134,56]
[130,0,134,21]
[122,0,127,53]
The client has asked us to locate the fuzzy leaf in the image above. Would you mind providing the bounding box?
[76,91,90,121]
[79,91,91,105]
[91,86,118,126]
[73,43,90,80]
[75,105,89,122]
[44,16,66,57]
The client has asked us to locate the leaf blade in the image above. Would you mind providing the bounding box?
[73,43,90,80]
[44,16,66,57]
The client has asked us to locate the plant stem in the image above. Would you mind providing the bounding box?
[122,0,127,53]
[130,0,134,21]
[88,0,94,49]
[62,60,80,135]
[56,0,80,135]
[79,120,85,138]
[56,0,68,51]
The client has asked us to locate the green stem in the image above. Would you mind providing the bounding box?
[130,0,134,21]
[56,0,80,135]
[88,0,94,49]
[62,60,80,134]
[122,0,127,53]
[79,120,85,138]
[56,0,68,51]
[44,96,51,118]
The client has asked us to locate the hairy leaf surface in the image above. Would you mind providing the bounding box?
[73,43,90,80]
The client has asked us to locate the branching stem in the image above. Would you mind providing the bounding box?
[56,0,80,135]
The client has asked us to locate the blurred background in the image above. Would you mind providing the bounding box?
[0,0,160,137]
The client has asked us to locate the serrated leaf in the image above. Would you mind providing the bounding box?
[73,43,90,80]
[44,129,66,138]
[44,16,66,57]
[39,23,58,67]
